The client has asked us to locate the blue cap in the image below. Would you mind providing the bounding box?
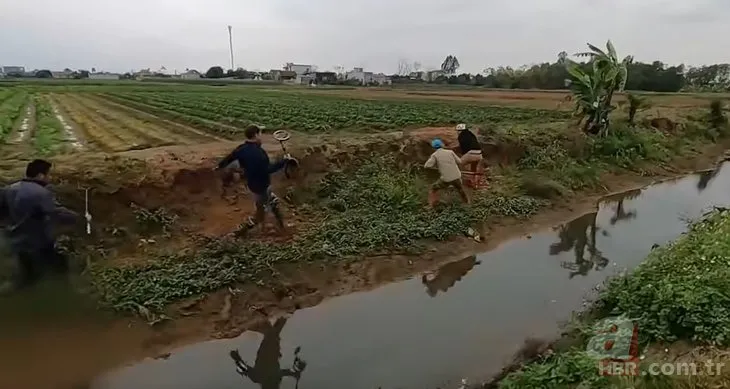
[431,138,444,149]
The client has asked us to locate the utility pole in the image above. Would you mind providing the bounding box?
[227,25,235,71]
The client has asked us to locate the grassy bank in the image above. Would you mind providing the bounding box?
[496,208,730,389]
[84,102,729,313]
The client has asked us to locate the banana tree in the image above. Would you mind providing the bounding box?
[566,40,633,135]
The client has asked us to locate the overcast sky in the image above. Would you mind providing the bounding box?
[2,0,729,74]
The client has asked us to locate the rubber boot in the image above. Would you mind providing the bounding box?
[428,189,439,208]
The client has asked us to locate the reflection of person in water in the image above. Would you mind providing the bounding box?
[549,212,609,279]
[229,317,307,389]
[421,255,480,297]
[602,189,640,226]
[697,166,722,192]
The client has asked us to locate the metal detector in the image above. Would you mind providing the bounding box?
[273,130,299,178]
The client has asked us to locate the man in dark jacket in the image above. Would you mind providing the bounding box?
[455,123,485,189]
[0,159,79,291]
[216,125,291,233]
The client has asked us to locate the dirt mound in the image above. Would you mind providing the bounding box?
[43,128,530,240]
[647,117,677,133]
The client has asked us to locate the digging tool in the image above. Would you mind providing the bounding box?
[84,187,92,235]
[273,130,299,178]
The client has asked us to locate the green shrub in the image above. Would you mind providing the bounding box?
[599,209,730,344]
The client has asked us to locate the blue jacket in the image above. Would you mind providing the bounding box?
[217,141,286,194]
[0,179,78,252]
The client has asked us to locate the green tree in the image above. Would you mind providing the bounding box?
[566,40,632,135]
[205,66,225,79]
[35,70,53,78]
[441,55,460,75]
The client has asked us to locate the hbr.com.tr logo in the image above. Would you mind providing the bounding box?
[585,315,640,376]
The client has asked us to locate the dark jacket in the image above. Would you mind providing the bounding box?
[218,141,286,195]
[1,179,78,252]
[457,130,481,154]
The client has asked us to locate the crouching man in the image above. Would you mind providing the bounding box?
[424,138,470,208]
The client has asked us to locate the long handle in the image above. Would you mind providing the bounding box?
[84,188,91,235]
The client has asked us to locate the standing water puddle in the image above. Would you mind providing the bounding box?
[84,164,728,388]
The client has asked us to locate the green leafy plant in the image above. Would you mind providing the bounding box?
[709,99,728,129]
[626,93,650,125]
[566,40,633,136]
[130,203,178,236]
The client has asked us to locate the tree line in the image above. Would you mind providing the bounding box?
[392,53,730,93]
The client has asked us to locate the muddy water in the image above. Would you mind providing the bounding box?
[84,165,730,389]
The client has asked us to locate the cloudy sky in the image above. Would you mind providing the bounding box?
[2,0,729,74]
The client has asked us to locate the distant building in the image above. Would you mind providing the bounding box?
[179,70,201,79]
[345,67,391,85]
[89,72,121,80]
[284,63,314,75]
[134,68,154,80]
[296,73,316,85]
[270,70,297,81]
[2,66,25,75]
[51,70,74,79]
[372,73,392,85]
[425,70,446,82]
[315,72,337,84]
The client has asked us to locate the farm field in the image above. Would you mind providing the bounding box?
[2,81,730,389]
[0,83,717,160]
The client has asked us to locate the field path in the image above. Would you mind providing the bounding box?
[87,95,226,143]
[8,102,35,144]
[47,94,86,151]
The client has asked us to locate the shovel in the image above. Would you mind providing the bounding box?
[273,130,299,178]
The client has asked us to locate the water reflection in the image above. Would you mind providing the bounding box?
[229,317,307,389]
[421,255,480,297]
[605,189,641,226]
[549,189,642,278]
[697,165,723,192]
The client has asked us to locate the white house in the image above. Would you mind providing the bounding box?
[180,70,201,79]
[345,67,371,84]
[426,70,446,82]
[89,72,121,80]
[372,73,392,85]
[284,63,314,75]
[1,66,25,75]
[345,67,391,85]
[52,70,74,79]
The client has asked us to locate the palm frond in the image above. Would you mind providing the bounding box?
[587,43,607,57]
[606,40,618,62]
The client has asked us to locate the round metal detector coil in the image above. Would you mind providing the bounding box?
[273,130,291,142]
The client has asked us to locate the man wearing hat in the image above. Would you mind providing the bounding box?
[455,123,484,188]
[424,138,470,208]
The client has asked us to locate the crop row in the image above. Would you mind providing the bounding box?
[93,93,232,140]
[53,94,152,152]
[0,91,29,142]
[33,95,66,155]
[107,90,571,133]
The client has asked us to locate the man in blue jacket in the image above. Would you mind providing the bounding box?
[216,125,291,233]
[0,159,80,291]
